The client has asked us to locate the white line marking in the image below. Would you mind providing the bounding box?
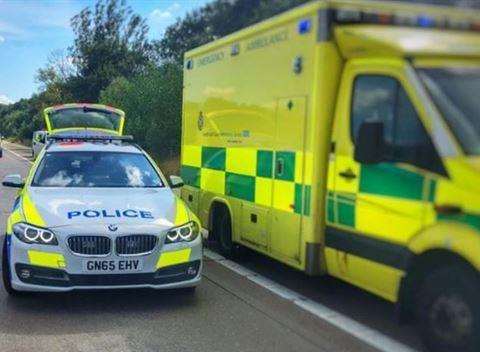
[3,142,33,165]
[204,248,417,352]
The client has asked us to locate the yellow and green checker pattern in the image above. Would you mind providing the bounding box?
[181,145,311,216]
[327,160,480,244]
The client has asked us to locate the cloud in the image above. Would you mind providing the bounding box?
[0,94,12,105]
[150,3,181,22]
[0,34,4,43]
[148,3,182,36]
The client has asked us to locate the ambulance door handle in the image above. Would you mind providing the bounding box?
[434,204,462,215]
[276,158,284,176]
[339,168,357,180]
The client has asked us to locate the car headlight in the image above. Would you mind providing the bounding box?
[165,221,200,244]
[13,223,58,245]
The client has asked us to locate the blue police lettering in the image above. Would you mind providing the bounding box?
[68,211,81,219]
[84,210,100,218]
[102,210,115,218]
[67,209,154,219]
[122,210,138,218]
[139,211,153,219]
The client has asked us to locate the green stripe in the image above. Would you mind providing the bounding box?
[327,191,335,223]
[304,185,311,216]
[438,212,480,232]
[360,163,424,201]
[202,147,226,170]
[181,165,201,188]
[428,179,437,202]
[275,151,295,181]
[294,184,311,216]
[257,150,273,178]
[294,184,302,214]
[338,197,355,227]
[226,172,255,202]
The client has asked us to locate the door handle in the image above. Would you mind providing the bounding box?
[276,158,284,176]
[434,204,462,215]
[339,168,357,180]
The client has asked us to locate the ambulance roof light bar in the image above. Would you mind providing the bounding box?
[332,8,480,32]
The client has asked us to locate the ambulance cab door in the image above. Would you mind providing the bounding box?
[270,97,307,263]
[327,60,442,298]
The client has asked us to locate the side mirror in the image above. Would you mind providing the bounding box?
[2,174,25,188]
[170,175,184,189]
[354,121,386,164]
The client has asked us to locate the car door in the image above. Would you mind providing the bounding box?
[326,60,444,300]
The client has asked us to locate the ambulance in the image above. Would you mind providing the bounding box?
[179,1,480,350]
[2,104,202,295]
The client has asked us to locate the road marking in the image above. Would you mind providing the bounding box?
[204,248,417,352]
[3,143,33,165]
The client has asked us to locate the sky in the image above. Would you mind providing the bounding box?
[0,0,209,104]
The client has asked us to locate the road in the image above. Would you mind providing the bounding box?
[0,142,421,352]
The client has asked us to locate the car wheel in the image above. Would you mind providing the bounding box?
[416,265,480,352]
[2,236,20,296]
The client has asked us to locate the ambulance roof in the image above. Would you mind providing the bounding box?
[185,0,480,60]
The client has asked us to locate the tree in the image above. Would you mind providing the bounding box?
[100,63,183,161]
[157,0,309,63]
[69,0,154,101]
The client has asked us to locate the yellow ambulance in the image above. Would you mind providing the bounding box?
[180,1,480,350]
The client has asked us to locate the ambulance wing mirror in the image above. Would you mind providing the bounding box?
[170,175,184,189]
[2,174,25,188]
[354,121,385,164]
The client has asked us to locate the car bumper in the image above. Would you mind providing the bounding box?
[8,234,203,292]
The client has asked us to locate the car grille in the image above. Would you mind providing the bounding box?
[116,235,158,255]
[68,236,111,256]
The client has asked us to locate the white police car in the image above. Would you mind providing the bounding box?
[1,104,202,294]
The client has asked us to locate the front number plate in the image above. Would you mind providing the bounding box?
[82,259,143,273]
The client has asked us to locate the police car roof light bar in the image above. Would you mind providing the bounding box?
[46,134,134,149]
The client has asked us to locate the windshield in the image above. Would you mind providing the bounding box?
[417,67,480,156]
[32,152,164,188]
[48,107,121,132]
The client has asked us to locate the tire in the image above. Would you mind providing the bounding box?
[218,212,234,256]
[2,236,20,296]
[416,265,480,352]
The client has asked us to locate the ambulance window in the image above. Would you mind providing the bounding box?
[351,75,396,145]
[351,74,446,175]
[394,87,428,148]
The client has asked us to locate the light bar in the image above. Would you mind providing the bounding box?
[48,134,134,142]
[334,8,480,32]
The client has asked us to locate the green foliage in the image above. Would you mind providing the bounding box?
[100,63,183,159]
[69,0,155,101]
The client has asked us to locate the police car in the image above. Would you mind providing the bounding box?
[1,104,202,294]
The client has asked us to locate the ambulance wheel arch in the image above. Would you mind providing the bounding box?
[208,199,236,257]
[398,221,480,322]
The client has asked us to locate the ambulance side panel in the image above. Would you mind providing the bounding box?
[181,5,341,272]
